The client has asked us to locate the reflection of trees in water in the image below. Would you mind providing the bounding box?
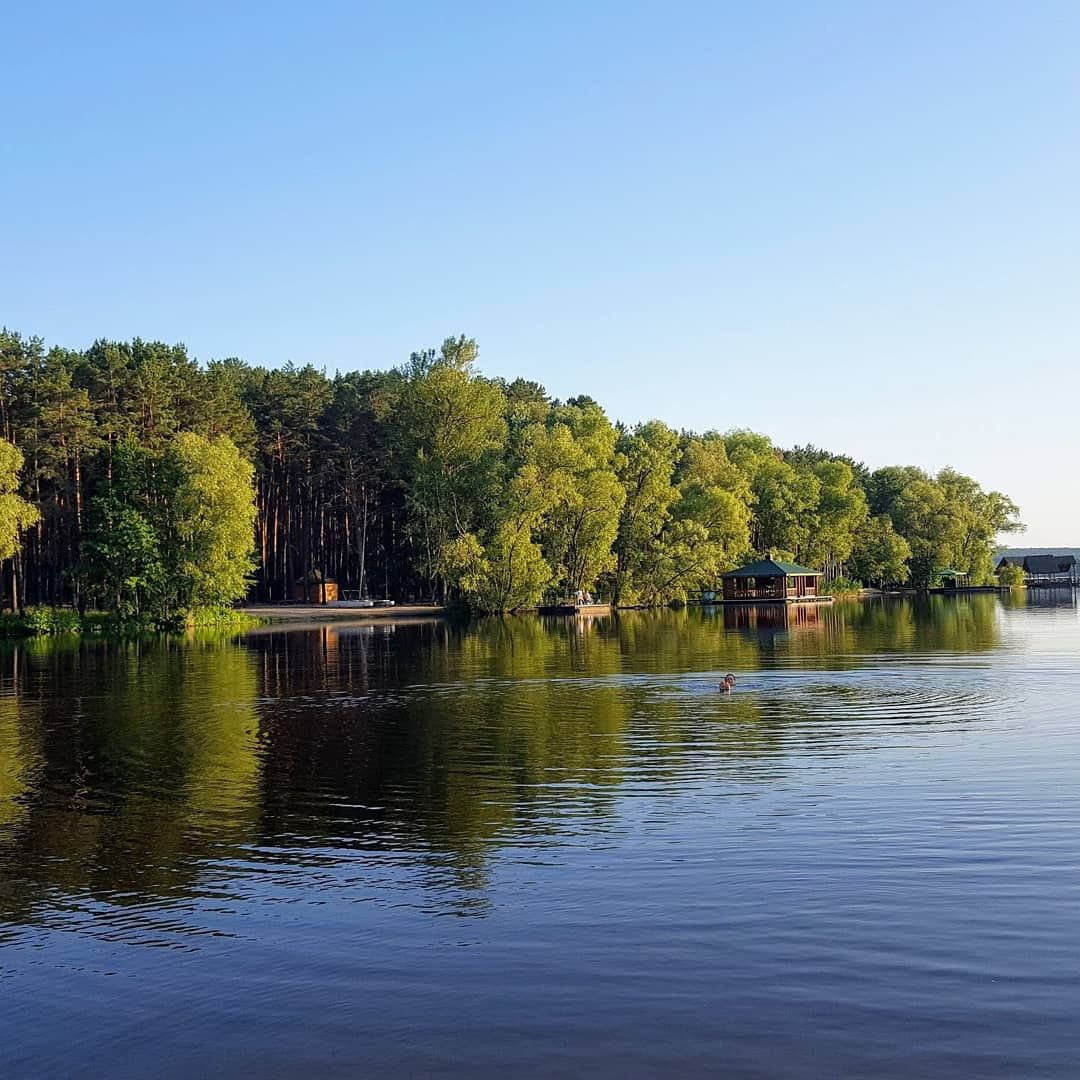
[248,620,635,890]
[245,615,790,894]
[0,636,261,930]
[0,696,40,833]
[0,597,1007,927]
[597,596,999,671]
[798,595,1001,660]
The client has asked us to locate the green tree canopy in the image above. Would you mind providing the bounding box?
[612,421,681,605]
[0,439,40,570]
[848,515,912,588]
[80,435,255,620]
[0,326,1027,611]
[166,433,258,610]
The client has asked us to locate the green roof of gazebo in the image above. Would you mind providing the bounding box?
[722,559,823,579]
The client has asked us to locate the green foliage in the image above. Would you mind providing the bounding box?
[166,432,258,609]
[996,563,1025,587]
[848,515,912,588]
[803,460,869,571]
[22,606,83,634]
[80,434,255,621]
[0,606,115,636]
[632,518,716,605]
[186,607,262,630]
[0,604,259,637]
[820,576,863,597]
[475,523,552,612]
[393,338,508,598]
[80,446,165,616]
[0,611,29,635]
[0,439,39,562]
[751,458,821,556]
[617,432,755,606]
[612,421,681,604]
[1,326,1025,611]
[865,466,1022,587]
[540,401,625,595]
[675,434,752,564]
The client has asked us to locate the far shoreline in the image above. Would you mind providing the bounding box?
[241,603,448,623]
[241,590,926,626]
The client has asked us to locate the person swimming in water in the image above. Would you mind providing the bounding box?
[720,673,736,692]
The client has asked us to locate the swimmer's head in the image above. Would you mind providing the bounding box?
[724,673,736,686]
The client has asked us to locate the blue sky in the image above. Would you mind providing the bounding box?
[3,1,1078,543]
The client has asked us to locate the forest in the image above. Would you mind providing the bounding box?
[0,329,1023,617]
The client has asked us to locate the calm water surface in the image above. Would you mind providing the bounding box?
[2,594,1079,1078]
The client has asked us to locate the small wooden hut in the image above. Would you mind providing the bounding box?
[292,571,339,604]
[720,559,825,603]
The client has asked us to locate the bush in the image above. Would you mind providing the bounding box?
[997,564,1026,587]
[0,611,29,636]
[22,606,83,634]
[0,605,260,637]
[186,607,262,631]
[821,577,863,597]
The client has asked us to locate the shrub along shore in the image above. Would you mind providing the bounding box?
[0,606,261,637]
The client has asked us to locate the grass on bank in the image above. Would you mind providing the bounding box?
[0,606,262,637]
[821,577,864,597]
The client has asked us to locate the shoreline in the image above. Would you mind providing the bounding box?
[3,589,1034,639]
[245,595,873,624]
[241,603,448,623]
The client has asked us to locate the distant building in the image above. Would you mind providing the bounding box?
[996,554,1077,583]
[292,570,339,604]
[721,559,824,602]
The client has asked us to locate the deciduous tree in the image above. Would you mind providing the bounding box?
[0,439,40,608]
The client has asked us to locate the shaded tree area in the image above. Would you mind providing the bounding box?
[0,328,1023,612]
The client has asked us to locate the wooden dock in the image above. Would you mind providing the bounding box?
[537,602,613,616]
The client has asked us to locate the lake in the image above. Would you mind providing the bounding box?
[2,594,1079,1078]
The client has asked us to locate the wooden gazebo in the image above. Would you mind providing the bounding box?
[937,568,968,591]
[720,559,826,603]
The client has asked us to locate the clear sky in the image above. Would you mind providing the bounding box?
[3,2,1078,544]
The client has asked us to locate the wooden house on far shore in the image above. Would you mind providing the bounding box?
[293,571,339,604]
[720,559,829,604]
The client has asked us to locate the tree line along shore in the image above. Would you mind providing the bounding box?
[0,329,1023,630]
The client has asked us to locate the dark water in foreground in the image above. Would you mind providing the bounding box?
[2,594,1079,1078]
